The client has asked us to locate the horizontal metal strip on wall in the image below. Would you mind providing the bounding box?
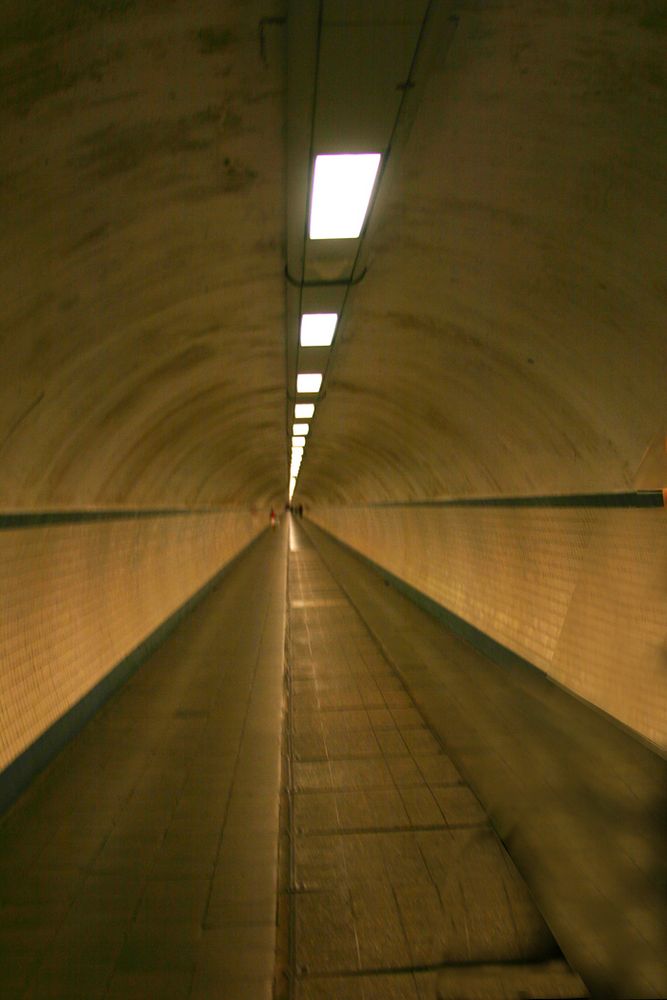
[321,490,666,512]
[0,507,250,531]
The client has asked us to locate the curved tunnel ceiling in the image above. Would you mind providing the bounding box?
[1,1,665,510]
[1,0,287,508]
[298,2,667,503]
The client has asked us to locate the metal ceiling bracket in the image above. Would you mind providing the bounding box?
[284,266,367,289]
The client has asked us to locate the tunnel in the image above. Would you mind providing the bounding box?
[1,2,666,998]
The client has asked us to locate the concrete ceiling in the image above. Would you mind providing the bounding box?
[1,0,665,510]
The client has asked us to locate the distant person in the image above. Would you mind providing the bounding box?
[299,504,303,518]
[270,507,276,529]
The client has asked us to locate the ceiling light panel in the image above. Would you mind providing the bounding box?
[293,423,310,435]
[297,373,322,393]
[292,436,306,448]
[300,312,338,347]
[309,153,381,239]
[294,403,315,419]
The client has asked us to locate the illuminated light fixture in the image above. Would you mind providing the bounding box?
[309,153,382,239]
[291,448,304,459]
[300,312,338,347]
[292,436,306,448]
[295,403,315,419]
[293,423,309,435]
[289,476,296,498]
[297,373,322,394]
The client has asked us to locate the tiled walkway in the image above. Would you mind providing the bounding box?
[285,521,587,1000]
[303,520,667,1000]
[0,528,287,1000]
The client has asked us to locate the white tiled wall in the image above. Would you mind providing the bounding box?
[0,513,263,772]
[310,506,667,749]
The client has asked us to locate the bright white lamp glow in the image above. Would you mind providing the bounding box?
[309,153,382,239]
[291,447,303,459]
[300,312,338,347]
[297,373,322,394]
[293,423,309,435]
[289,476,296,498]
[292,436,306,448]
[295,403,315,419]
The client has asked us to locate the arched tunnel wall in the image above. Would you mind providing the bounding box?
[309,503,667,750]
[0,512,264,776]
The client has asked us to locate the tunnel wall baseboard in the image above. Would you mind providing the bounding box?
[0,512,265,812]
[308,504,666,750]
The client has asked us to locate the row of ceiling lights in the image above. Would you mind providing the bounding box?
[289,153,381,499]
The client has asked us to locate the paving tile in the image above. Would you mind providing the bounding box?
[192,924,276,984]
[399,786,446,826]
[320,709,371,734]
[350,879,411,968]
[368,708,397,732]
[293,731,328,759]
[329,758,394,790]
[376,832,434,888]
[296,977,364,1000]
[190,975,274,1000]
[113,923,201,973]
[23,955,116,1000]
[334,790,375,830]
[324,728,381,757]
[47,911,129,960]
[0,948,40,997]
[375,728,410,756]
[400,728,443,756]
[391,700,426,730]
[295,834,346,890]
[294,760,333,790]
[366,787,412,827]
[295,888,359,974]
[386,755,424,786]
[359,973,421,999]
[436,959,588,999]
[105,968,193,1000]
[394,881,448,966]
[294,791,339,832]
[0,866,84,908]
[133,876,211,926]
[431,785,488,826]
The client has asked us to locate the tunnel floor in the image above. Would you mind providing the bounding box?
[1,518,664,998]
[283,523,586,1000]
[0,527,287,999]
